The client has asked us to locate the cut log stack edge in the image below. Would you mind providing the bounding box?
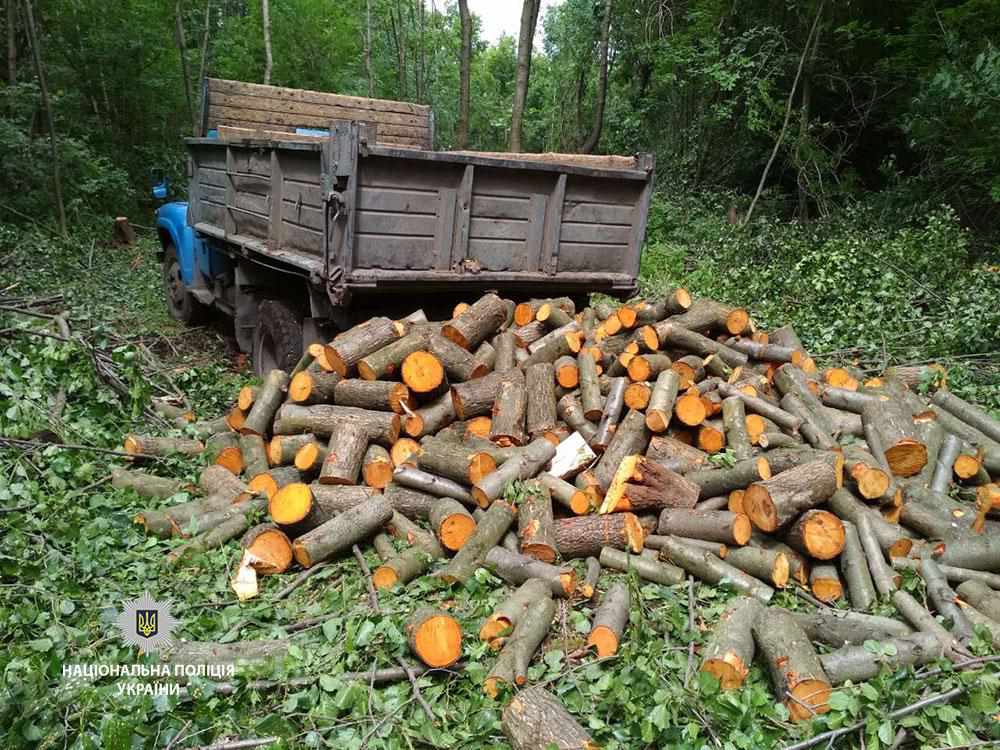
[117,291,1000,743]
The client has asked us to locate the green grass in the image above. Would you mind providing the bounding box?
[1,218,998,749]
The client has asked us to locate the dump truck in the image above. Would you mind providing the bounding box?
[155,78,655,375]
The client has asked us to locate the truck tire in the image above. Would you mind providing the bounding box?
[163,244,209,325]
[253,299,303,376]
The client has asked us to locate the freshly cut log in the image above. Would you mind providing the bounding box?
[386,511,444,559]
[487,368,527,447]
[648,322,747,368]
[334,379,411,414]
[417,439,496,485]
[723,546,789,588]
[752,608,831,720]
[791,609,913,648]
[480,578,554,643]
[622,290,692,329]
[292,493,393,567]
[373,547,432,589]
[294,441,328,471]
[242,369,290,435]
[645,534,727,559]
[187,415,232,440]
[325,317,401,376]
[199,464,254,502]
[528,322,581,357]
[697,419,726,454]
[556,395,598,442]
[486,598,555,696]
[544,432,596,480]
[554,356,579,388]
[783,510,845,561]
[587,582,630,656]
[645,370,680,433]
[135,492,235,538]
[509,323,542,352]
[517,480,558,563]
[430,333,490,382]
[240,434,270,481]
[840,521,877,612]
[240,523,293,575]
[406,608,463,668]
[401,350,447,399]
[225,406,247,432]
[673,390,708,427]
[272,404,400,445]
[701,597,765,689]
[362,444,393,489]
[842,445,892,502]
[956,580,1000,622]
[599,546,684,585]
[819,633,943,686]
[862,398,928,477]
[685,457,771,500]
[268,433,318,467]
[893,557,1000,590]
[270,483,379,536]
[645,435,709,474]
[514,297,573,327]
[237,385,259,412]
[577,350,603,421]
[394,466,474,505]
[111,468,185,499]
[484,546,576,598]
[716,383,803,434]
[357,329,429,381]
[580,556,601,599]
[828,488,914,556]
[538,473,590,515]
[810,564,844,602]
[659,536,773,601]
[721,397,752,461]
[600,455,700,514]
[442,293,509,350]
[439,499,517,584]
[854,513,898,595]
[746,532,810,585]
[922,557,974,643]
[318,422,369,485]
[383,483,437,519]
[472,438,557,508]
[593,377,627,450]
[933,390,1000,444]
[554,513,645,559]
[501,685,595,750]
[404,394,456,438]
[627,353,672,384]
[933,532,1000,571]
[743,459,839,532]
[593,409,650,491]
[288,369,341,405]
[929,433,963,494]
[525,363,558,440]
[624,382,652,411]
[247,465,303,500]
[167,496,268,563]
[671,355,705,388]
[892,590,959,656]
[206,432,243,474]
[657,508,752,546]
[123,434,204,458]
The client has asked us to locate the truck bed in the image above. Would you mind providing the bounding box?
[186,123,653,302]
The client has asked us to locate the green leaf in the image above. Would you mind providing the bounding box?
[878,720,894,744]
[650,704,670,730]
[828,692,852,711]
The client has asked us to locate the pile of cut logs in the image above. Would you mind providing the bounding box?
[115,292,1000,746]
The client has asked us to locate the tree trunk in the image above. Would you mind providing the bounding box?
[480,578,553,645]
[174,0,196,132]
[124,434,204,458]
[393,466,474,505]
[518,480,557,562]
[111,467,185,499]
[471,438,556,508]
[862,398,928,477]
[820,632,941,686]
[554,513,644,559]
[723,545,790,588]
[743,458,839,532]
[659,536,774,601]
[657,508,752,546]
[645,370,680,433]
[599,546,684,585]
[587,582,629,656]
[270,483,378,536]
[242,369,290,435]
[839,520,877,612]
[501,686,595,750]
[752,607,831,720]
[241,523,293,575]
[439,498,517,584]
[406,608,462,668]
[783,509,845,561]
[602,455,700,513]
[417,438,496,485]
[593,409,650,491]
[957,580,1000,622]
[291,493,393,567]
[486,598,554,695]
[456,0,471,149]
[273,404,399,445]
[326,318,402,377]
[261,0,272,84]
[509,0,540,152]
[484,546,576,598]
[645,434,709,474]
[22,0,66,235]
[701,597,764,689]
[892,589,960,656]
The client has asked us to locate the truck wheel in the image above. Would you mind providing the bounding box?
[163,244,208,325]
[253,299,303,377]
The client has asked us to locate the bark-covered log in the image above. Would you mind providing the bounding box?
[240,522,293,575]
[723,545,790,588]
[386,510,445,559]
[272,404,400,445]
[554,355,579,388]
[450,372,513,421]
[442,293,509,350]
[720,396,752,461]
[317,421,368,486]
[325,317,402,376]
[646,534,727,559]
[480,578,554,644]
[593,377,627,450]
[401,350,448,400]
[404,393,456,438]
[206,431,243,474]
[514,297,574,327]
[382,483,436,520]
[240,433,270,481]
[892,590,959,656]
[501,685,595,750]
[933,534,1000,571]
[166,496,269,563]
[406,608,463,668]
[199,464,253,502]
[373,546,432,589]
[294,440,328,472]
[357,329,430,381]
[645,370,680,433]
[111,467,185,499]
[598,546,684,585]
[430,333,490,382]
[701,597,765,689]
[810,564,844,603]
[744,459,839,532]
[270,483,379,536]
[593,409,650,491]
[241,369,290,435]
[659,536,773,601]
[417,438,496,485]
[862,398,928,477]
[525,363,558,440]
[484,547,576,599]
[123,434,204,458]
[645,435,709,474]
[929,432,963,494]
[783,509,845,561]
[716,382,803,433]
[790,609,913,649]
[579,556,601,599]
[439,498,517,584]
[538,473,591,515]
[839,521,877,612]
[842,445,892,502]
[362,444,393,489]
[673,390,708,427]
[627,353,673,384]
[933,390,1000,444]
[752,608,831,720]
[893,557,1000,590]
[472,438,557,508]
[486,598,556,696]
[781,392,838,451]
[601,455,700,514]
[819,633,943,686]
[517,480,558,562]
[577,349,603,422]
[956,580,1000,622]
[684,457,772,500]
[648,322,748,368]
[394,466,474,505]
[334,379,412,414]
[554,513,645,559]
[852,513,898,596]
[828,488,914,556]
[268,433,318,468]
[657,508,752,546]
[291,493,393,567]
[288,369,341,405]
[556,394,598,442]
[922,558,974,643]
[587,582,630,656]
[187,415,232,440]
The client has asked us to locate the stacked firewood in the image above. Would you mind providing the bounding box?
[116,292,1000,742]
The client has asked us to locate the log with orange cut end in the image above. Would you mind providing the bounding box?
[743,457,841,533]
[753,608,832,721]
[701,597,764,689]
[240,523,293,575]
[406,608,463,669]
[586,582,629,657]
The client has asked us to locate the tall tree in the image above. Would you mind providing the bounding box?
[364,0,373,97]
[455,0,471,149]
[262,0,272,85]
[22,0,65,235]
[174,0,197,133]
[6,0,14,85]
[196,0,213,134]
[580,0,612,154]
[510,0,540,152]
